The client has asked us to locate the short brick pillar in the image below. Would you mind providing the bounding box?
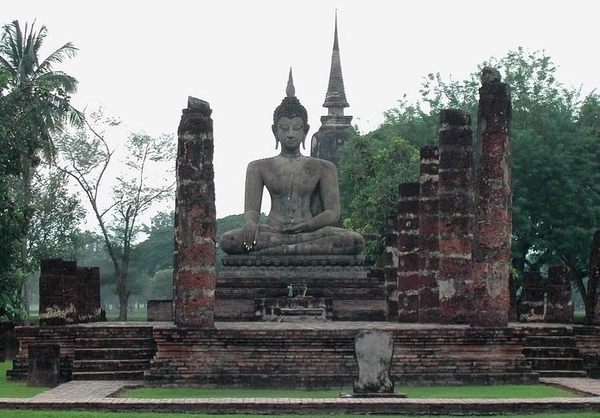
[520,271,545,322]
[39,259,102,325]
[396,182,420,322]
[546,265,573,323]
[27,344,60,387]
[587,229,600,325]
[147,299,173,321]
[173,97,216,328]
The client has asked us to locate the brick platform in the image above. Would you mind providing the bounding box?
[10,322,600,389]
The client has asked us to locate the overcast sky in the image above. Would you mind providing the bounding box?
[4,0,600,220]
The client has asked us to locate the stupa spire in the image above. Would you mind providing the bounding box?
[323,10,349,112]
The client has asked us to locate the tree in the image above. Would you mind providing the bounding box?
[0,20,80,317]
[339,133,420,261]
[372,48,600,315]
[56,110,176,320]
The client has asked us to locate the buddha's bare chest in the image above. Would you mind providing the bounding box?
[261,160,320,197]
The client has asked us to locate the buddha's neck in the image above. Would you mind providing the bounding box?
[279,149,303,159]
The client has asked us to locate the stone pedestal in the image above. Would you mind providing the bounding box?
[217,255,384,321]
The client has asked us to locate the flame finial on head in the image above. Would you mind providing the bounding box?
[273,67,309,132]
[286,67,295,97]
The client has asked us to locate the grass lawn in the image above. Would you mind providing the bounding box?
[0,412,598,418]
[121,383,579,399]
[1,361,595,418]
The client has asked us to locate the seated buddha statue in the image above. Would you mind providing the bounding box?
[219,70,364,256]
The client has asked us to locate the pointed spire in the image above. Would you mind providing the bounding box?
[323,10,349,111]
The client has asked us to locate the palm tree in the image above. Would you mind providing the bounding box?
[0,20,80,319]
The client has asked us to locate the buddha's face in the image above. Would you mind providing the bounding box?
[274,116,307,150]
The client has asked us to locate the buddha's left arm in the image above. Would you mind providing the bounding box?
[308,162,340,230]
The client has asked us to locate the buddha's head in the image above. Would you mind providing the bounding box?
[272,68,310,142]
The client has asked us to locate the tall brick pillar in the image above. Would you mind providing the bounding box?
[546,265,573,323]
[418,145,440,323]
[396,182,420,322]
[173,97,216,328]
[587,229,600,325]
[472,67,512,327]
[437,109,475,324]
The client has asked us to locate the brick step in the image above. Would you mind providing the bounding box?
[72,370,145,380]
[522,347,581,358]
[74,327,154,339]
[75,337,155,349]
[536,370,588,378]
[528,357,585,371]
[73,359,151,372]
[525,336,576,347]
[216,289,385,299]
[75,347,155,361]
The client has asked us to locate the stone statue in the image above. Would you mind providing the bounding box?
[219,69,364,256]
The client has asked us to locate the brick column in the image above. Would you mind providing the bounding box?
[546,265,573,323]
[418,145,440,323]
[396,182,420,322]
[173,97,216,328]
[520,271,545,322]
[472,67,512,327]
[437,109,474,324]
[587,229,600,325]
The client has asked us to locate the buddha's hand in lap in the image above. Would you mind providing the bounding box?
[279,222,311,234]
[242,221,258,251]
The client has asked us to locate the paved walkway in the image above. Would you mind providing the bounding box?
[1,378,600,415]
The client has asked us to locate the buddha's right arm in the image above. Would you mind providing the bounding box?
[244,210,260,224]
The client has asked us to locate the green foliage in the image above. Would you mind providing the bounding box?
[0,19,80,318]
[376,47,600,313]
[339,134,420,261]
[149,268,174,300]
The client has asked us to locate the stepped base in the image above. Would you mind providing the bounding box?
[217,255,385,321]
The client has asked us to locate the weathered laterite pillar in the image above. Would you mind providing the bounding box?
[520,271,545,322]
[396,182,420,322]
[173,97,216,328]
[587,229,600,325]
[437,109,475,324]
[418,145,440,323]
[472,67,512,327]
[546,265,573,323]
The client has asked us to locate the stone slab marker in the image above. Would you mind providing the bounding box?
[418,145,440,323]
[396,182,420,322]
[353,330,394,394]
[173,97,216,328]
[472,67,512,327]
[587,229,600,325]
[546,265,573,323]
[437,109,475,324]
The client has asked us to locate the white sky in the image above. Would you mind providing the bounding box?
[4,0,600,220]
